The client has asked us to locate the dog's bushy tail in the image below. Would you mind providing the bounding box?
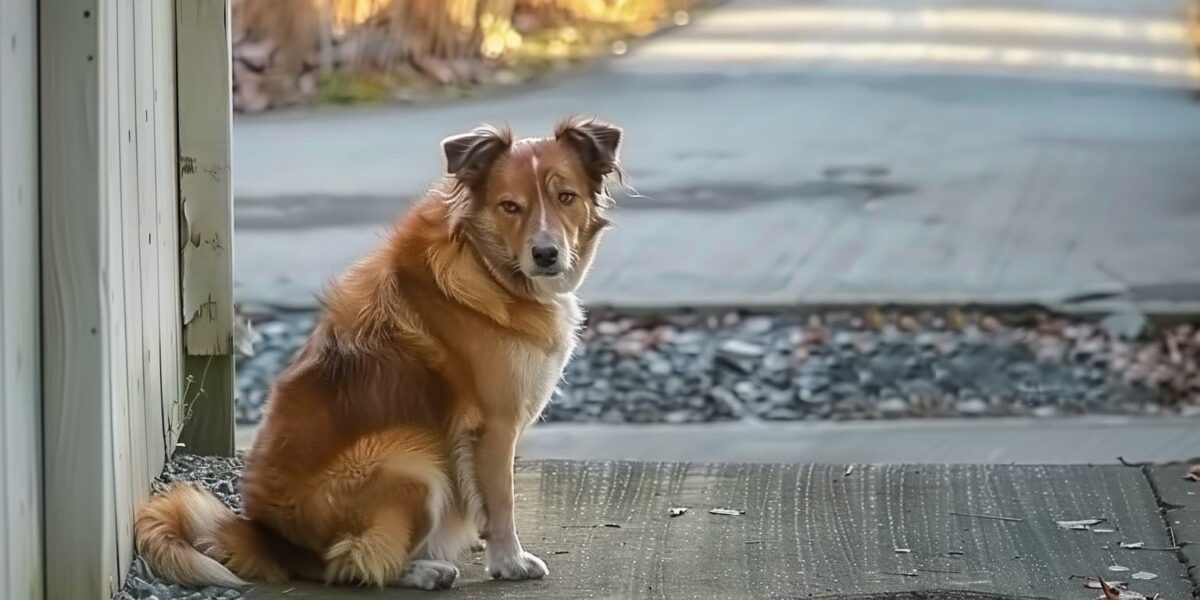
[134,484,288,587]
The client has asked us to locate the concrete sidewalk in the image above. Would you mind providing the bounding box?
[243,460,1197,599]
[514,417,1200,464]
[236,416,1200,465]
[233,0,1200,313]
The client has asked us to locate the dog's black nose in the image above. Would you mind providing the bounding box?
[531,245,559,268]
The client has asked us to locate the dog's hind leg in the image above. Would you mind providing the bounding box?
[316,428,459,589]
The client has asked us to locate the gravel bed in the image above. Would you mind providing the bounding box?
[234,308,1200,424]
[115,455,246,600]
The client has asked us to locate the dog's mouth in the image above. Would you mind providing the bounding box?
[528,267,563,278]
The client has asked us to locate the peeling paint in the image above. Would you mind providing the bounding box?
[178,0,235,362]
[179,196,190,250]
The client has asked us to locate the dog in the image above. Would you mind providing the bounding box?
[134,116,623,590]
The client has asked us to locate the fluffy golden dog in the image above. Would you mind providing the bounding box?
[135,117,623,589]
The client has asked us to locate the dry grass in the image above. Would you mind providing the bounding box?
[231,0,704,109]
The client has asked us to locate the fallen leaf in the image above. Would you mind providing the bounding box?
[863,307,885,330]
[1058,518,1106,530]
[1112,591,1148,600]
[1097,577,1122,600]
[709,508,745,516]
[1166,336,1183,364]
[1108,565,1130,573]
[1131,571,1157,580]
[668,507,689,517]
[844,465,855,477]
[602,523,621,528]
[1185,464,1200,482]
[1083,579,1125,589]
[947,308,968,331]
[894,548,912,554]
[1093,528,1117,534]
[1119,542,1145,549]
[980,316,1005,332]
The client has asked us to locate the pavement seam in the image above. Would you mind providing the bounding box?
[1140,465,1200,599]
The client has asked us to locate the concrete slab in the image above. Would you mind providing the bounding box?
[244,461,1190,599]
[231,0,1200,312]
[237,417,1200,465]
[513,418,1200,465]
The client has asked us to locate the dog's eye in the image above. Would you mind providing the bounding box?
[499,201,521,214]
[558,192,576,205]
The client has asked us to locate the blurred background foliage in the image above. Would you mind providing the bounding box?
[232,0,703,110]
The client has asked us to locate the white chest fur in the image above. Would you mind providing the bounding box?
[506,294,582,426]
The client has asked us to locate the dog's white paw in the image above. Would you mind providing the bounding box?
[486,550,548,581]
[402,559,459,590]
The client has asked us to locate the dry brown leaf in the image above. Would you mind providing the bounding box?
[1185,464,1200,482]
[947,308,967,331]
[1097,577,1122,600]
[980,316,1004,332]
[1166,336,1183,365]
[1131,571,1157,580]
[863,307,886,331]
[668,507,688,517]
[1119,542,1145,549]
[1111,591,1148,600]
[1083,578,1125,589]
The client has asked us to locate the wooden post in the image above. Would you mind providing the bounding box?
[1,0,43,597]
[42,1,186,595]
[39,0,116,596]
[176,0,236,456]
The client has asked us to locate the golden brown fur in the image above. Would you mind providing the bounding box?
[134,117,623,589]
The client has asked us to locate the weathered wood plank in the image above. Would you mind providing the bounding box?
[176,0,235,456]
[0,0,43,596]
[42,0,185,595]
[152,0,185,453]
[136,0,168,473]
[113,0,143,578]
[247,462,1191,599]
[40,0,118,596]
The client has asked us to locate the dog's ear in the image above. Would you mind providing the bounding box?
[556,117,622,182]
[442,125,512,187]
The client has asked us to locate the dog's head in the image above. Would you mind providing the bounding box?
[440,117,623,297]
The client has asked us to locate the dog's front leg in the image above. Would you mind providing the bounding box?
[475,424,548,580]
